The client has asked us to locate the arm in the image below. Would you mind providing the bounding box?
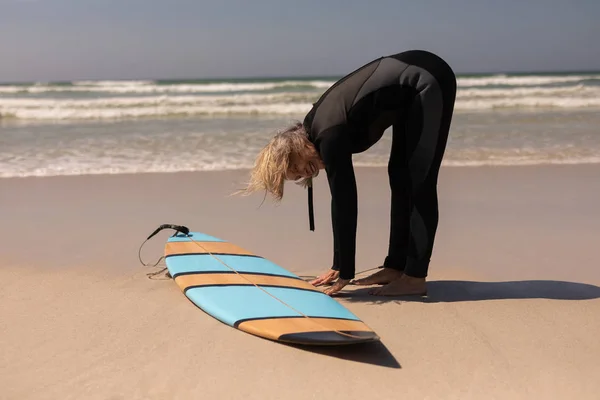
[317,126,358,281]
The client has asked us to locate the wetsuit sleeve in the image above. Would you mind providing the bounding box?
[316,126,357,280]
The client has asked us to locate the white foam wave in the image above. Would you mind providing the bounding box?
[457,74,600,87]
[0,80,334,94]
[441,157,600,167]
[455,96,600,110]
[1,74,598,96]
[0,92,315,108]
[72,80,154,86]
[3,137,600,179]
[0,92,316,119]
[2,74,600,120]
[4,85,597,109]
[457,84,600,98]
[0,103,313,120]
[3,155,600,178]
[3,95,600,120]
[0,161,254,179]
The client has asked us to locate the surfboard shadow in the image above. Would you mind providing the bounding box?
[339,280,600,304]
[283,340,401,369]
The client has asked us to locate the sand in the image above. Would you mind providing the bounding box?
[1,164,600,399]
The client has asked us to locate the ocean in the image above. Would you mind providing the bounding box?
[1,72,600,178]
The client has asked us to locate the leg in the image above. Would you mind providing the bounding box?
[372,58,457,296]
[385,118,412,271]
[352,118,410,285]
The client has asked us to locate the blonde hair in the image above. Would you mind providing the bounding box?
[237,121,314,202]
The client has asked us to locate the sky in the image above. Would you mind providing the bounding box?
[1,0,599,82]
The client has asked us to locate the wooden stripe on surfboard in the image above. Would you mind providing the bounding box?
[165,241,255,257]
[174,272,320,292]
[236,317,374,341]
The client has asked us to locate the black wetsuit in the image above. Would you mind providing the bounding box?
[302,49,457,280]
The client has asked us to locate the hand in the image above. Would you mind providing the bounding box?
[323,278,351,296]
[309,269,339,287]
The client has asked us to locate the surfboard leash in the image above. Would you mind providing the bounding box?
[138,224,190,279]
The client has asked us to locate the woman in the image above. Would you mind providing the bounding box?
[240,49,457,296]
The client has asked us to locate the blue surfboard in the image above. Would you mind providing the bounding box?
[163,231,379,345]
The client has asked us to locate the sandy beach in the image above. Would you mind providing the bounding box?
[1,164,600,399]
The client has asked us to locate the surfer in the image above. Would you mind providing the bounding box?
[239,49,457,296]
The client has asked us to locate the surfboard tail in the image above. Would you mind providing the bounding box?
[236,316,380,345]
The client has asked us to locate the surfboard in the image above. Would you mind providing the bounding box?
[163,230,380,345]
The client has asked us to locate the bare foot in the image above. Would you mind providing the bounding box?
[351,268,404,286]
[369,275,427,296]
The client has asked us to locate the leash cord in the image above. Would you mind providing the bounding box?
[138,238,169,279]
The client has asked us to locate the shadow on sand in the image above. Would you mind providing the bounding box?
[283,340,401,369]
[274,279,600,367]
[339,280,600,304]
